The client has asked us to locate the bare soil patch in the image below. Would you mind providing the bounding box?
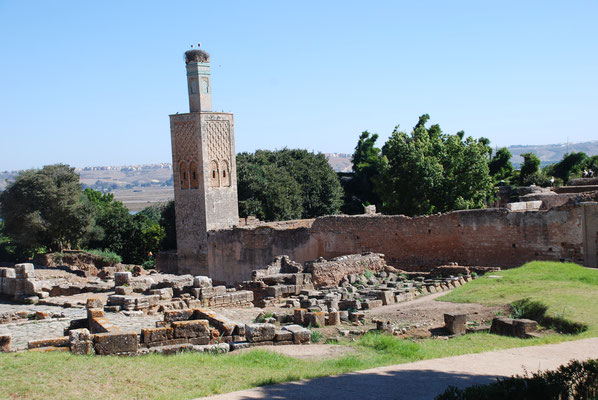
[367,292,508,337]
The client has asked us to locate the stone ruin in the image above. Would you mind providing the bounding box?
[105,271,254,313]
[6,297,311,356]
[0,253,500,355]
[238,254,495,332]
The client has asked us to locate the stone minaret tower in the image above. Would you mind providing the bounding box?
[169,47,239,276]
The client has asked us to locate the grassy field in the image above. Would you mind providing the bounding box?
[1,261,596,399]
[441,261,598,336]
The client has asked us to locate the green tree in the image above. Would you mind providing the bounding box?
[519,152,542,185]
[237,149,343,221]
[0,164,93,252]
[376,114,493,216]
[488,147,514,182]
[549,152,589,183]
[84,189,166,264]
[159,200,176,250]
[342,131,387,214]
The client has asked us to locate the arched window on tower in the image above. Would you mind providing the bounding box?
[189,161,199,189]
[209,160,220,187]
[221,160,231,187]
[179,161,190,190]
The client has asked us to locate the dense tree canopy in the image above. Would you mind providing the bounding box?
[237,149,343,221]
[0,164,93,252]
[548,152,589,183]
[489,147,514,182]
[85,188,165,264]
[375,114,493,216]
[341,132,386,214]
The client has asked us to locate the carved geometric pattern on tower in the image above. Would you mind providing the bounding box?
[206,120,231,165]
[174,121,199,164]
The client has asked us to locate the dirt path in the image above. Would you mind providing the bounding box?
[202,337,598,400]
[368,292,505,332]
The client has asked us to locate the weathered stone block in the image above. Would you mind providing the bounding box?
[141,327,174,344]
[306,312,326,328]
[114,272,132,287]
[122,296,137,311]
[1,269,16,278]
[0,335,11,352]
[93,332,139,355]
[1,278,16,296]
[378,290,395,306]
[282,325,310,344]
[193,309,236,336]
[349,312,366,323]
[193,276,212,288]
[327,311,341,326]
[172,320,210,339]
[28,336,69,349]
[115,286,133,295]
[444,313,467,335]
[69,328,93,355]
[490,317,515,336]
[188,336,210,345]
[245,323,276,342]
[150,287,173,300]
[87,308,105,319]
[274,330,292,342]
[86,297,103,309]
[513,319,538,338]
[14,263,34,277]
[23,279,41,295]
[146,294,160,307]
[294,308,307,325]
[107,294,125,306]
[164,309,194,322]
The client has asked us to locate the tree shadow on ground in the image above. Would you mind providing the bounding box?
[237,368,504,400]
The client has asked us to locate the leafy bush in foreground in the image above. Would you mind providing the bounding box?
[436,359,598,400]
[510,298,588,334]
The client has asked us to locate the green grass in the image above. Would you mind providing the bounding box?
[441,261,598,336]
[1,261,596,399]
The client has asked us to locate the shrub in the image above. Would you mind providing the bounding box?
[509,298,588,334]
[510,298,548,321]
[435,359,598,400]
[310,330,323,343]
[86,249,122,265]
[142,259,155,270]
[254,312,273,323]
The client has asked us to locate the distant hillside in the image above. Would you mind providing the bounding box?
[507,140,598,164]
[324,153,353,173]
[323,141,598,171]
[2,140,597,191]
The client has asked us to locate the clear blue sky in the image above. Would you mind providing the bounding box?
[1,1,596,171]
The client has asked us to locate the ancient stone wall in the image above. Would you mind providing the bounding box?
[206,204,593,285]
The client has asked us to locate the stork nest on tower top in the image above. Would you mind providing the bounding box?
[185,49,210,64]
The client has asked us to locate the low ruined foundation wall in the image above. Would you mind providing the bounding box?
[207,205,591,285]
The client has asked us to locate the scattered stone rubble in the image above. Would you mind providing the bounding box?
[0,253,492,355]
[244,254,479,315]
[0,263,111,304]
[106,272,254,314]
[440,312,539,338]
[490,317,539,338]
[15,297,311,355]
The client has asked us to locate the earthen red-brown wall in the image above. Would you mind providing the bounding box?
[207,206,585,285]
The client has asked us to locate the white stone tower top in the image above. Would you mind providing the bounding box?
[184,48,212,112]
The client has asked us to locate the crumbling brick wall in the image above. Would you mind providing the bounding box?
[204,204,591,285]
